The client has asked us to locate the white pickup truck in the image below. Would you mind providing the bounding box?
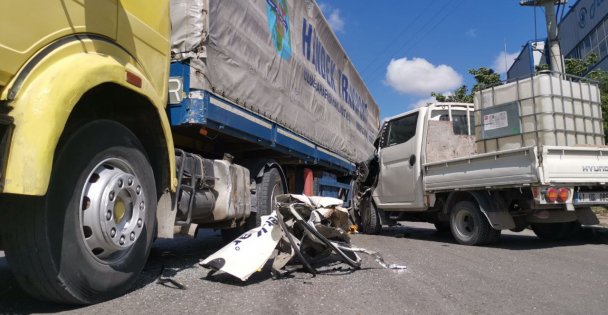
[354,102,608,245]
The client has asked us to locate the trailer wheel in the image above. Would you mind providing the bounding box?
[1,120,156,304]
[531,222,579,241]
[359,196,381,235]
[254,167,285,226]
[450,201,500,245]
[221,167,284,242]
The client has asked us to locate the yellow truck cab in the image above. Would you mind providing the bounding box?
[0,0,174,304]
[0,0,381,305]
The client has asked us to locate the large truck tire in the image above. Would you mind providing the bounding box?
[450,201,500,245]
[255,167,284,226]
[1,120,157,304]
[531,222,579,241]
[359,196,381,235]
[222,166,285,242]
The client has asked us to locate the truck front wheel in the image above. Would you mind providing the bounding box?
[359,196,381,234]
[450,201,500,245]
[1,120,156,304]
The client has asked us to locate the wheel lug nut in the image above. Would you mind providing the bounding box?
[119,235,125,245]
[130,232,135,241]
[110,228,116,237]
[137,218,143,227]
[140,201,145,210]
[109,191,115,201]
[136,186,141,194]
[118,179,123,188]
[128,178,133,185]
[106,210,112,221]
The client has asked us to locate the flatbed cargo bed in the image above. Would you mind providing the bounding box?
[424,145,608,192]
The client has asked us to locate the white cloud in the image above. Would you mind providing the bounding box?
[492,51,519,74]
[385,57,463,96]
[466,29,477,38]
[411,96,438,109]
[319,3,345,33]
[328,9,345,32]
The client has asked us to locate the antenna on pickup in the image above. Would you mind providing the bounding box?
[520,0,567,75]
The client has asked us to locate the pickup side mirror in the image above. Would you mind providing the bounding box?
[409,154,416,166]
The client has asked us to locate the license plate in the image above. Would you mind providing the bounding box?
[574,192,608,205]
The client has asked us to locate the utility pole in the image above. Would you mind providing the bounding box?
[520,0,567,75]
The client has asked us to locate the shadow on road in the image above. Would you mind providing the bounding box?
[1,224,606,312]
[0,229,227,313]
[0,256,79,313]
[379,224,608,250]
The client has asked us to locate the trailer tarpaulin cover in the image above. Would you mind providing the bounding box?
[170,0,380,162]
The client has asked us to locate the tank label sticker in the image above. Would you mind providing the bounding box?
[483,111,508,131]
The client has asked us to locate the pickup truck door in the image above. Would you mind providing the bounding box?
[373,111,425,209]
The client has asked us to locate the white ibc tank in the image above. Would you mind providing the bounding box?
[474,73,605,153]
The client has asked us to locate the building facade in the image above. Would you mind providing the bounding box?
[508,0,608,80]
[507,41,546,81]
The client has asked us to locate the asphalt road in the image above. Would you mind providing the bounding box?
[1,223,608,314]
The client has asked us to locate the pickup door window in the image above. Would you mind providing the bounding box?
[374,112,424,209]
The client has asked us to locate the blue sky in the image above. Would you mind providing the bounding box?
[317,0,562,119]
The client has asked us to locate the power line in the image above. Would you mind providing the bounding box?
[365,0,466,81]
[359,0,438,75]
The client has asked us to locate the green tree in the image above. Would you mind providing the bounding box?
[431,85,473,103]
[469,67,501,92]
[431,67,502,103]
[565,54,597,76]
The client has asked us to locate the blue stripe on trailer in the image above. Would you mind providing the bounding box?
[168,62,192,126]
[167,63,355,173]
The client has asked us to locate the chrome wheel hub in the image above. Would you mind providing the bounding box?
[80,158,146,260]
[455,210,475,238]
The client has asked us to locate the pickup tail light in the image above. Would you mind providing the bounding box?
[545,188,558,202]
[543,187,570,203]
[557,188,570,203]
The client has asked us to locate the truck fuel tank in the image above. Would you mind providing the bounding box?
[175,150,251,225]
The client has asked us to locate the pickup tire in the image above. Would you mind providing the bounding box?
[450,201,500,245]
[359,196,381,234]
[1,120,156,304]
[531,222,579,241]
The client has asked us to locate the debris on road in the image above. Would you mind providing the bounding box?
[200,194,406,281]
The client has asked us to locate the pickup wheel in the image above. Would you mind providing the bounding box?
[450,201,500,245]
[1,120,156,304]
[359,196,381,235]
[531,222,579,241]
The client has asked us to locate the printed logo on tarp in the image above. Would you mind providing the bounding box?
[266,0,292,60]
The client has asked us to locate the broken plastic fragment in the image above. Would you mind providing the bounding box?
[200,213,282,281]
[342,246,407,271]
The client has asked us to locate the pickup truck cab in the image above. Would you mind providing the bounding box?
[355,102,607,245]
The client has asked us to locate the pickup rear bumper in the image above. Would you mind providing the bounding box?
[0,113,14,192]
